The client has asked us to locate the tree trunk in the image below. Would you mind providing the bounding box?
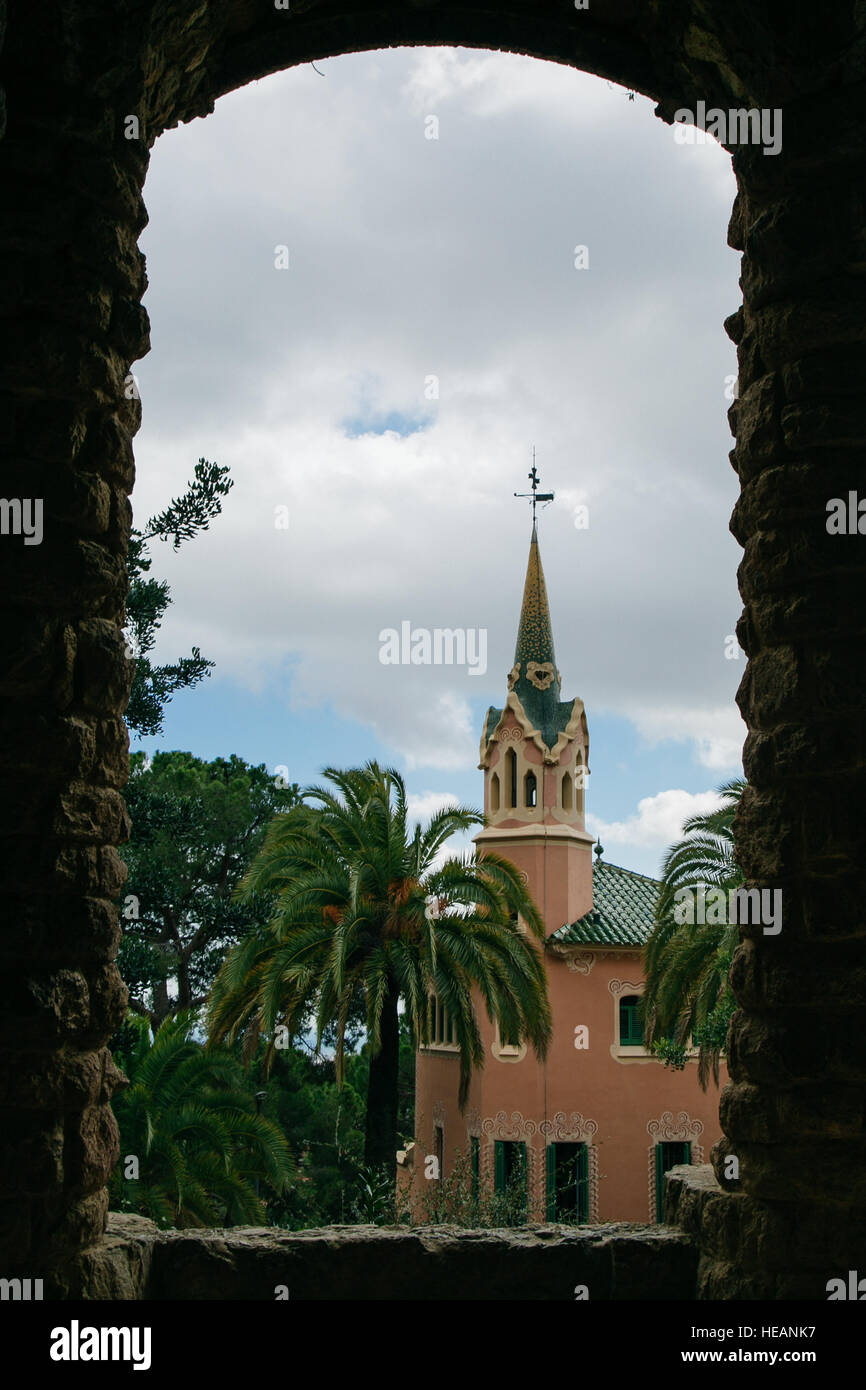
[364,985,400,1183]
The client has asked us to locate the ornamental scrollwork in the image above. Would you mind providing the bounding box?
[565,951,595,975]
[646,1110,704,1143]
[539,1111,598,1143]
[481,1110,539,1139]
[526,660,556,690]
[608,978,644,997]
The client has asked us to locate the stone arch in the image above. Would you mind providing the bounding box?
[1,2,864,1300]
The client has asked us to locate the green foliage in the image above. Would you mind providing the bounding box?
[120,751,299,1028]
[208,761,553,1176]
[347,1162,412,1225]
[109,1011,295,1229]
[415,1149,531,1228]
[642,778,745,1089]
[210,1014,418,1228]
[239,1043,366,1228]
[125,458,233,737]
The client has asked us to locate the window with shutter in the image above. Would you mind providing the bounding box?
[619,995,643,1046]
[655,1141,691,1221]
[494,1140,527,1218]
[546,1142,589,1223]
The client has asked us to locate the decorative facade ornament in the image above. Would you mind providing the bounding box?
[498,725,524,741]
[647,1110,704,1144]
[539,1111,598,1143]
[608,977,644,997]
[480,1111,541,1212]
[526,660,556,690]
[432,1101,446,1129]
[585,1145,600,1224]
[564,950,596,975]
[506,663,520,690]
[538,1113,600,1224]
[646,1111,705,1221]
[482,1110,539,1139]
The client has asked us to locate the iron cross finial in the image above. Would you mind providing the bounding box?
[514,449,554,524]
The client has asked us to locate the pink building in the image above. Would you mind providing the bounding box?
[407,519,726,1223]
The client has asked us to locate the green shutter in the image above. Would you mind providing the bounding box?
[577,1143,589,1224]
[546,1145,556,1220]
[620,997,643,1045]
[494,1140,505,1193]
[655,1145,665,1221]
[517,1141,527,1219]
[656,1142,692,1220]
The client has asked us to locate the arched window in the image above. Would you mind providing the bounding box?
[524,770,537,808]
[575,756,586,816]
[505,748,517,809]
[561,771,573,810]
[428,993,457,1048]
[490,771,500,813]
[619,995,643,1046]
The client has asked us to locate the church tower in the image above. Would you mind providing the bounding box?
[474,514,594,932]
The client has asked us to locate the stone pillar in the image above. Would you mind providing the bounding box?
[0,13,150,1282]
[707,87,866,1297]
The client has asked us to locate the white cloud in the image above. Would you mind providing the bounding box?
[401,692,478,771]
[630,706,746,771]
[588,788,724,854]
[407,790,460,825]
[135,47,743,785]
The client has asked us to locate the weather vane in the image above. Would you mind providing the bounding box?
[514,448,554,525]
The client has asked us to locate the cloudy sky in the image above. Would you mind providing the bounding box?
[131,46,745,879]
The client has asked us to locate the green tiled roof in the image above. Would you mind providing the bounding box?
[482,695,578,756]
[548,858,661,947]
[482,706,503,748]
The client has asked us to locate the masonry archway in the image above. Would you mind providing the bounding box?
[1,2,864,1299]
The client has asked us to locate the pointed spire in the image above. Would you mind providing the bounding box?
[513,520,559,685]
[506,522,567,751]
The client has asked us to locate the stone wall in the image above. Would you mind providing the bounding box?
[52,1210,698,1301]
[1,1,864,1296]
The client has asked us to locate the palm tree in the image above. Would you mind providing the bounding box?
[642,778,745,1089]
[110,1011,295,1227]
[208,762,553,1178]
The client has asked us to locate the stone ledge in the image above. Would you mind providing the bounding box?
[662,1163,865,1299]
[50,1211,698,1300]
[663,1163,727,1237]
